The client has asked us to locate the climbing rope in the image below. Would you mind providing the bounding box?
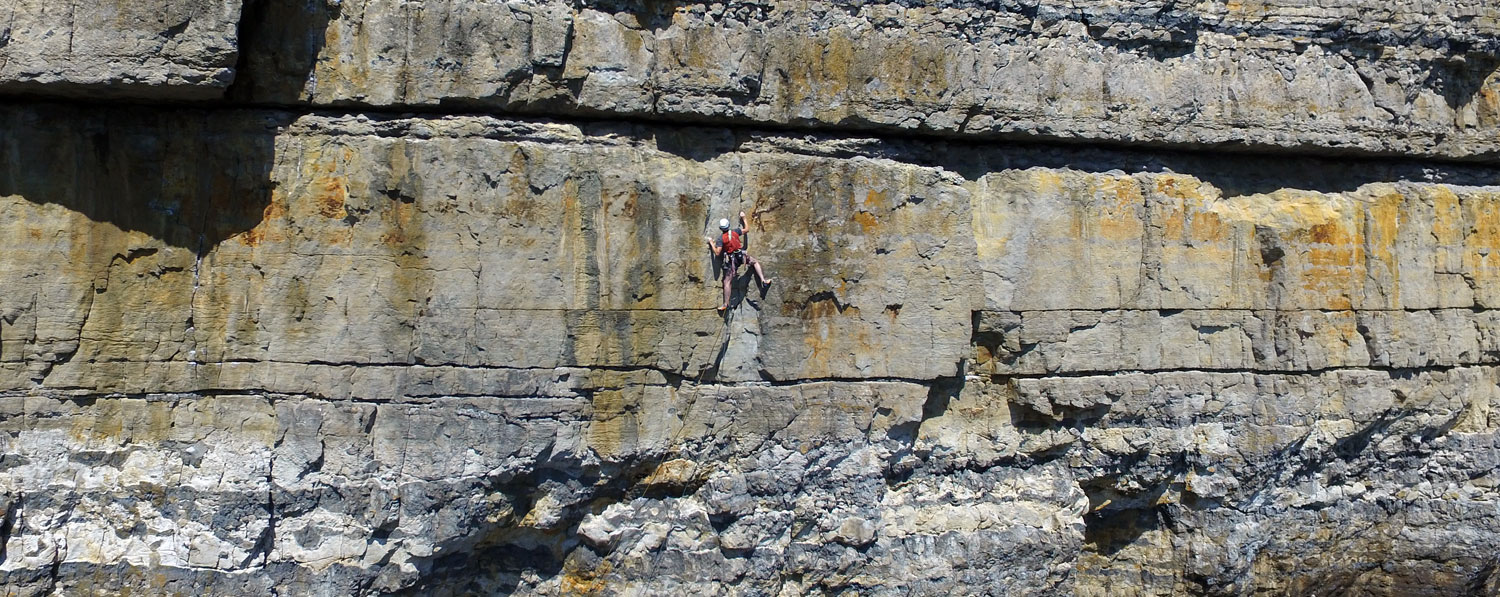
[627,305,733,502]
[614,307,734,577]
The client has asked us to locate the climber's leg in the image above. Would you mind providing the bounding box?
[746,255,771,286]
[719,263,733,311]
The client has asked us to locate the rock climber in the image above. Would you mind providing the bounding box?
[706,211,772,312]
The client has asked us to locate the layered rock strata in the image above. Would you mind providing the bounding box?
[0,0,242,99]
[1,1,1499,596]
[234,0,1500,159]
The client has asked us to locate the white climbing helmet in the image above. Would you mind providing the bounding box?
[719,218,730,230]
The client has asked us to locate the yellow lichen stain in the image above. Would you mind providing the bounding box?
[804,298,858,321]
[1364,188,1404,306]
[1029,169,1067,195]
[270,144,360,248]
[869,35,949,104]
[1301,219,1359,310]
[623,24,646,55]
[383,198,431,323]
[68,400,117,443]
[1189,209,1227,244]
[1210,190,1359,306]
[821,30,854,103]
[1153,173,1219,225]
[324,225,353,246]
[383,194,422,254]
[482,492,516,526]
[1207,190,1344,231]
[910,41,952,104]
[1106,176,1145,206]
[561,179,595,305]
[1160,186,1230,248]
[1374,199,1404,253]
[317,165,354,217]
[1432,186,1464,247]
[853,210,879,233]
[499,191,543,226]
[1154,175,1201,201]
[1225,0,1272,18]
[677,27,720,70]
[1308,221,1350,246]
[642,458,699,487]
[560,558,613,596]
[313,19,368,102]
[1093,176,1143,241]
[586,390,635,459]
[1423,186,1468,278]
[1464,192,1500,276]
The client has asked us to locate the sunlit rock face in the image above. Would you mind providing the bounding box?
[1,2,1499,595]
[0,0,242,99]
[233,0,1500,158]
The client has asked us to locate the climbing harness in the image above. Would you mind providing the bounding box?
[721,249,746,277]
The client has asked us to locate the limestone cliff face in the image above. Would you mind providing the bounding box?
[1,2,1499,596]
[232,0,1500,158]
[0,0,242,98]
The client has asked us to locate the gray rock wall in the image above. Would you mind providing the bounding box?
[234,0,1500,159]
[0,1,1498,595]
[0,0,242,99]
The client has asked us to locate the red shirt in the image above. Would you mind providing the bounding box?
[718,229,744,253]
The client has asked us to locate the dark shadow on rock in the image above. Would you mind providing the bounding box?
[587,0,696,33]
[1085,13,1199,61]
[385,456,702,596]
[1081,482,1172,557]
[703,328,731,382]
[1151,151,1500,197]
[886,375,961,446]
[933,140,1500,197]
[651,126,743,163]
[721,269,766,315]
[0,102,285,253]
[228,0,339,104]
[1426,53,1500,112]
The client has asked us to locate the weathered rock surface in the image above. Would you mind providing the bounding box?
[0,0,242,99]
[0,105,976,391]
[236,0,1500,160]
[2,2,1500,596]
[3,99,1499,594]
